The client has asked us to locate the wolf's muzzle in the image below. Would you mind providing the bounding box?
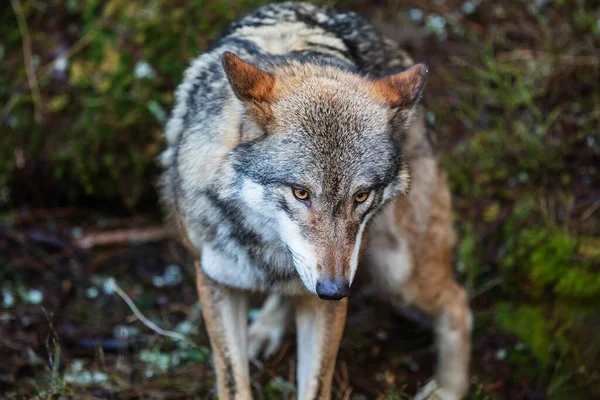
[316,279,349,301]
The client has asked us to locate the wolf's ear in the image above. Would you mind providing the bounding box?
[222,52,276,103]
[372,63,428,109]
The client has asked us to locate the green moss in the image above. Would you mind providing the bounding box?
[501,225,600,300]
[495,304,565,367]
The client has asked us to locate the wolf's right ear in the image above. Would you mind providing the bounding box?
[222,52,276,104]
[372,63,428,109]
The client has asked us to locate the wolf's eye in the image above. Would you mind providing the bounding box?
[293,188,309,201]
[354,192,369,203]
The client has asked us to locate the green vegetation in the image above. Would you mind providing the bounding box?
[1,0,283,208]
[2,0,599,399]
[423,1,600,396]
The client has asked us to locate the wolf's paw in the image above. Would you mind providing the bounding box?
[414,380,460,400]
[248,316,285,360]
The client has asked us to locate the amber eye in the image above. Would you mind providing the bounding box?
[354,192,369,203]
[293,187,310,201]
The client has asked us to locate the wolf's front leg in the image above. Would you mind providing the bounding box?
[195,262,252,399]
[294,296,347,400]
[248,294,294,360]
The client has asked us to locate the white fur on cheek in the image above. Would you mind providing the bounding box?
[349,214,371,284]
[276,212,317,294]
[240,178,265,205]
[382,185,395,201]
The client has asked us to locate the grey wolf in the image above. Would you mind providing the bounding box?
[160,2,472,399]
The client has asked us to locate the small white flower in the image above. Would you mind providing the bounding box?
[496,348,507,360]
[425,13,448,40]
[176,321,195,335]
[2,290,15,308]
[134,60,156,79]
[461,1,477,15]
[92,371,108,382]
[85,287,99,299]
[426,111,436,125]
[24,289,43,305]
[103,279,115,295]
[72,359,85,372]
[408,9,423,22]
[152,276,165,287]
[71,227,83,239]
[113,325,140,338]
[376,330,388,340]
[54,56,69,72]
[163,264,182,285]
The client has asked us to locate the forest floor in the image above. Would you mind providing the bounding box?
[1,212,534,399]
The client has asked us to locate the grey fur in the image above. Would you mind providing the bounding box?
[160,2,425,294]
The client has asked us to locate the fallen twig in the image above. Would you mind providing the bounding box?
[74,226,176,249]
[341,386,353,400]
[11,207,90,225]
[484,380,504,392]
[581,199,600,221]
[108,277,195,346]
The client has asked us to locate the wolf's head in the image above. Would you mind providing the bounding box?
[223,52,427,299]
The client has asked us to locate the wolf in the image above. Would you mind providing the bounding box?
[160,2,472,399]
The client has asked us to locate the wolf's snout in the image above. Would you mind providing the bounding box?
[316,279,349,301]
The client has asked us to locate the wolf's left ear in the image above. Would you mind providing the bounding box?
[372,63,428,109]
[222,52,276,103]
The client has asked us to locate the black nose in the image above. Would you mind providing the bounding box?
[316,279,349,301]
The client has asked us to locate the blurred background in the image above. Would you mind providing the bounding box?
[1,0,599,399]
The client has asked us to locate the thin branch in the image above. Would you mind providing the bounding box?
[1,93,22,122]
[108,277,195,346]
[581,199,600,221]
[10,0,43,123]
[469,277,502,301]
